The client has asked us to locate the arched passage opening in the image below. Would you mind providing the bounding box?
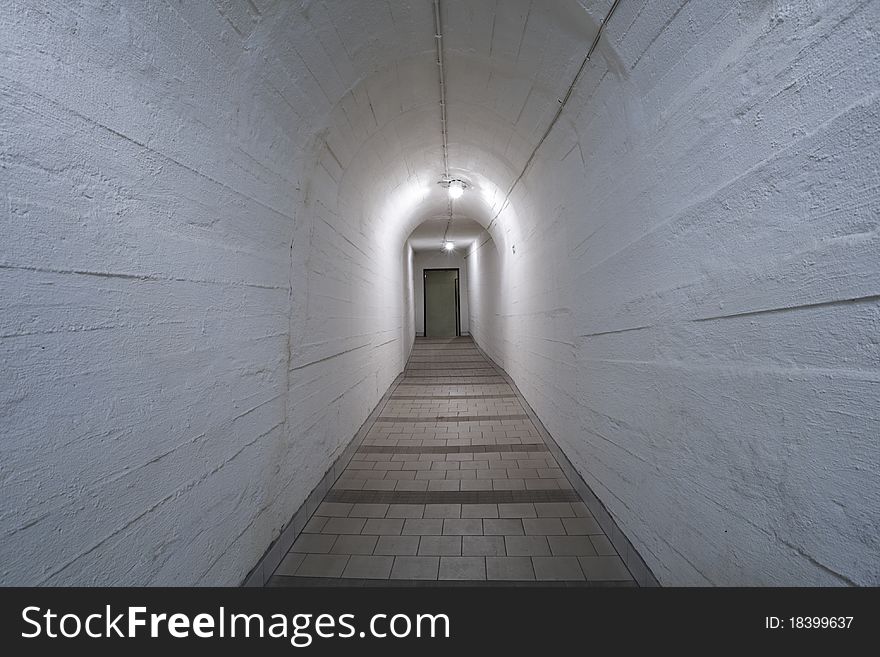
[407,216,483,338]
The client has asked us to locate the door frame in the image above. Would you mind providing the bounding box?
[423,268,461,337]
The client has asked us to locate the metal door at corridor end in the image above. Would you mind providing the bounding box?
[423,268,460,337]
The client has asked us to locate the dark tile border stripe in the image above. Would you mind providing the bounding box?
[410,348,478,351]
[405,363,489,366]
[323,489,580,504]
[398,380,507,384]
[268,576,636,588]
[408,357,487,361]
[397,379,505,382]
[402,373,504,378]
[390,394,518,399]
[409,354,483,358]
[412,338,473,341]
[413,349,485,360]
[356,444,548,454]
[406,364,492,368]
[405,364,490,368]
[375,414,529,423]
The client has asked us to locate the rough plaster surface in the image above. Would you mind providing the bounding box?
[1,0,877,585]
[1,0,413,585]
[412,249,470,336]
[467,0,880,585]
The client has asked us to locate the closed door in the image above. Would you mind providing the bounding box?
[424,269,460,337]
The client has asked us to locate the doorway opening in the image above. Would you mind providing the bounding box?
[423,268,461,337]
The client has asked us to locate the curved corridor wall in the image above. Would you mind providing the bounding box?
[0,1,416,585]
[467,1,879,585]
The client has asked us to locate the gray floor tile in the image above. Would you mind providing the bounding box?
[347,470,386,480]
[401,461,432,470]
[439,557,486,580]
[333,479,365,491]
[390,556,439,580]
[418,536,462,556]
[461,504,498,518]
[386,504,424,518]
[589,534,617,556]
[532,556,585,581]
[396,480,429,491]
[427,480,461,491]
[478,469,507,479]
[504,536,550,556]
[374,535,420,556]
[442,519,483,535]
[493,479,526,490]
[372,461,402,470]
[362,480,398,491]
[483,519,524,536]
[449,470,477,480]
[498,503,536,518]
[522,518,567,535]
[533,502,575,518]
[342,555,394,579]
[507,468,539,479]
[349,503,389,518]
[295,554,349,578]
[330,535,378,555]
[274,552,306,576]
[548,535,598,556]
[424,504,461,518]
[316,502,353,517]
[292,533,337,554]
[416,471,447,480]
[302,516,329,533]
[362,518,405,535]
[460,480,494,491]
[402,519,444,535]
[348,461,379,470]
[526,479,560,490]
[486,557,535,581]
[462,536,506,556]
[562,517,603,535]
[322,517,367,534]
[578,556,633,581]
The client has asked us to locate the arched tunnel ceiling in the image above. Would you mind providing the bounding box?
[407,216,485,252]
[255,0,611,246]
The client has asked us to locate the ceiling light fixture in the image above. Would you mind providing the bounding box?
[447,179,465,199]
[438,177,467,199]
[444,241,455,251]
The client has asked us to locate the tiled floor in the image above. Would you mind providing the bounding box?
[268,337,636,586]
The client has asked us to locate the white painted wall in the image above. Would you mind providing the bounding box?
[412,250,470,336]
[466,233,505,360]
[466,0,880,585]
[0,0,413,585]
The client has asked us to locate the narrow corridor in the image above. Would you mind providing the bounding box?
[268,338,634,585]
[3,0,876,588]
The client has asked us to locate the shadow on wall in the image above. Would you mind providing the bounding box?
[402,244,416,360]
[465,231,506,369]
